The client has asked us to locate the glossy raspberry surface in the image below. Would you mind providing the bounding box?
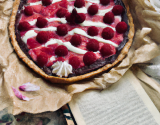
[70,34,82,47]
[87,26,99,36]
[18,21,31,31]
[69,56,80,69]
[55,45,68,57]
[116,21,128,34]
[74,0,85,8]
[24,6,34,16]
[103,12,114,24]
[112,5,124,15]
[36,17,48,28]
[88,4,98,15]
[36,31,49,43]
[86,39,99,52]
[83,52,97,66]
[57,24,68,36]
[102,27,114,40]
[100,44,116,57]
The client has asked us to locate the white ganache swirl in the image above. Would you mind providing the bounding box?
[52,61,73,77]
[68,28,118,47]
[45,39,87,54]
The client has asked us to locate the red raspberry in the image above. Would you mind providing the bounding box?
[116,21,128,34]
[18,21,31,31]
[112,5,124,15]
[27,38,41,49]
[36,31,49,43]
[88,4,98,15]
[100,44,116,57]
[102,27,114,40]
[24,6,34,16]
[69,56,80,69]
[87,26,99,36]
[55,45,68,57]
[70,34,82,47]
[87,39,99,52]
[57,24,68,36]
[83,52,97,66]
[37,52,49,67]
[42,0,52,6]
[66,9,77,24]
[56,8,67,18]
[74,0,85,8]
[75,13,86,24]
[36,17,48,28]
[66,13,75,24]
[100,0,110,5]
[103,12,114,24]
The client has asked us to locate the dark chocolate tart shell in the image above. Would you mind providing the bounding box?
[9,0,134,84]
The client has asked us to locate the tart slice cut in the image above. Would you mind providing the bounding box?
[9,0,134,83]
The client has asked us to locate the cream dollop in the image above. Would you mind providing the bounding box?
[52,61,73,77]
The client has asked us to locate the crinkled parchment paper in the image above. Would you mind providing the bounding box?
[0,0,160,115]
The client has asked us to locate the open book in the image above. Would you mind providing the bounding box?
[69,70,160,125]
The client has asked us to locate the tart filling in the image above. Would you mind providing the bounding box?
[15,0,129,78]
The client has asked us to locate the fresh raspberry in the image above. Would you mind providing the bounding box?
[24,6,34,16]
[56,24,68,36]
[112,5,124,15]
[69,56,80,69]
[18,21,31,31]
[102,27,114,40]
[55,45,68,57]
[88,4,98,15]
[116,21,128,34]
[42,0,52,6]
[83,52,97,66]
[74,0,85,8]
[36,31,49,43]
[65,13,74,24]
[27,38,41,49]
[86,39,99,52]
[70,34,82,46]
[75,13,86,24]
[100,44,116,57]
[56,8,67,18]
[100,0,110,5]
[36,17,48,28]
[37,52,49,67]
[103,12,114,24]
[87,26,99,36]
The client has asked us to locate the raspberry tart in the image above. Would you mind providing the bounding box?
[9,0,134,83]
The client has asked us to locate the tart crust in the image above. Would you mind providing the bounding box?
[9,0,134,84]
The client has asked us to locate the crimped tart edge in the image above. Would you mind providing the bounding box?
[9,0,134,84]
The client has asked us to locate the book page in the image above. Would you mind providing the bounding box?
[69,70,160,125]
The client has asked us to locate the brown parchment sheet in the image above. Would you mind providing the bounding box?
[1,0,160,115]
